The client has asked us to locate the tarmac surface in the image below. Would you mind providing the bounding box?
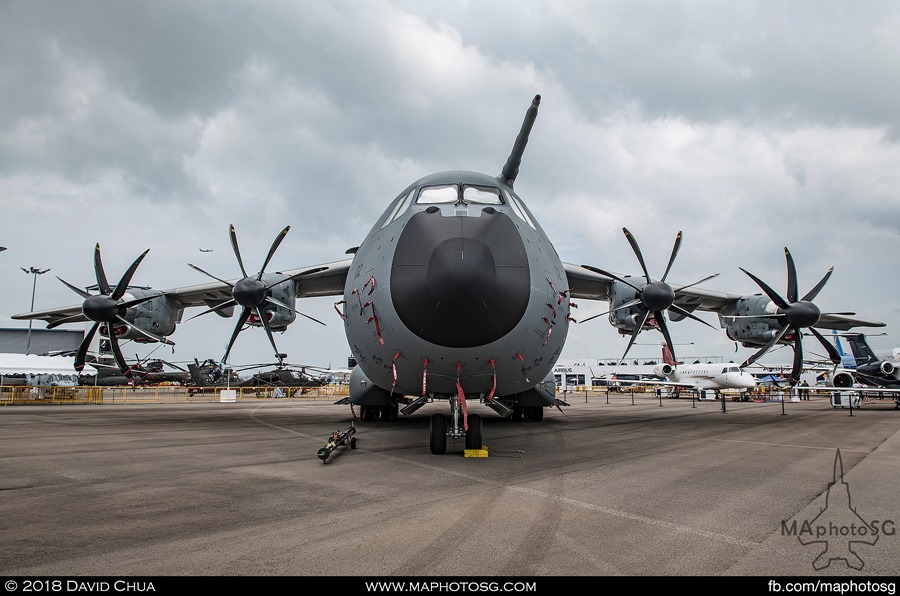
[1,393,899,577]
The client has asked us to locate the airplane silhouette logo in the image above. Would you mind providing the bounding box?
[795,449,879,571]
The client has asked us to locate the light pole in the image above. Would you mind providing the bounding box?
[21,266,50,355]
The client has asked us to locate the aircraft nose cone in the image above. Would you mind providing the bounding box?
[427,239,495,303]
[391,209,530,348]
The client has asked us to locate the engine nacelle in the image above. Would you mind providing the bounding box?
[247,278,299,330]
[103,294,180,343]
[654,363,675,377]
[881,361,898,377]
[828,370,856,388]
[720,294,792,348]
[607,278,658,334]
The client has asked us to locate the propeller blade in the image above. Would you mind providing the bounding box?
[229,224,249,279]
[255,306,282,362]
[622,227,652,284]
[668,304,717,329]
[111,249,150,300]
[265,296,327,326]
[264,266,331,290]
[655,312,677,365]
[183,298,238,323]
[114,315,174,345]
[580,265,643,292]
[578,298,643,324]
[790,333,803,385]
[117,294,159,310]
[723,313,785,320]
[617,310,650,367]
[57,276,91,299]
[785,248,799,304]
[46,313,87,330]
[108,333,131,377]
[802,267,834,302]
[75,322,100,372]
[740,325,789,369]
[187,263,235,287]
[671,273,721,293]
[809,326,842,365]
[221,307,251,365]
[94,244,111,295]
[257,225,291,281]
[739,267,789,309]
[660,231,683,283]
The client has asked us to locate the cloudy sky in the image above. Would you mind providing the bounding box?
[2,0,899,373]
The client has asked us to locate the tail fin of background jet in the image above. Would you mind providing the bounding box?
[662,343,676,367]
[846,333,880,367]
[832,330,858,369]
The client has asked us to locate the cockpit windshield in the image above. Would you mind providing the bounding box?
[416,184,503,205]
[417,185,458,204]
[463,186,502,204]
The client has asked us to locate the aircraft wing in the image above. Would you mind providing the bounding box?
[12,304,86,325]
[12,259,352,325]
[163,259,352,309]
[562,262,885,330]
[564,262,738,311]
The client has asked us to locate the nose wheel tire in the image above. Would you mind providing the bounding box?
[430,413,447,454]
[465,414,483,450]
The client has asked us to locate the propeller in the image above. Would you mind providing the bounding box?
[54,243,171,376]
[185,224,326,367]
[735,247,850,385]
[580,227,719,367]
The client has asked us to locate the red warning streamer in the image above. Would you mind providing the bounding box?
[456,363,468,432]
[486,358,497,402]
[516,352,531,384]
[422,358,429,396]
[391,351,401,389]
[333,300,346,320]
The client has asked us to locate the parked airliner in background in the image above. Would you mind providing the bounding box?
[614,344,756,397]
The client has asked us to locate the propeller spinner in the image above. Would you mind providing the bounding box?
[54,244,171,376]
[581,227,719,366]
[186,224,326,367]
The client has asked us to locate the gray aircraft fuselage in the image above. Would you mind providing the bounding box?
[343,169,570,402]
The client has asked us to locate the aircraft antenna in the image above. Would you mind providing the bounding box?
[498,94,540,188]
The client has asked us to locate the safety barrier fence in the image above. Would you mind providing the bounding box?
[0,384,350,405]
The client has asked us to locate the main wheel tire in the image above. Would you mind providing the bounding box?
[430,413,447,455]
[531,406,544,422]
[465,414,483,450]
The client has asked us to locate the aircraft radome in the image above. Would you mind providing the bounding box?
[14,95,885,454]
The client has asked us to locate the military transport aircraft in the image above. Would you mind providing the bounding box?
[13,95,886,454]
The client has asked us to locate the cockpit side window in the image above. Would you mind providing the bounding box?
[417,185,459,204]
[382,188,417,228]
[503,189,536,229]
